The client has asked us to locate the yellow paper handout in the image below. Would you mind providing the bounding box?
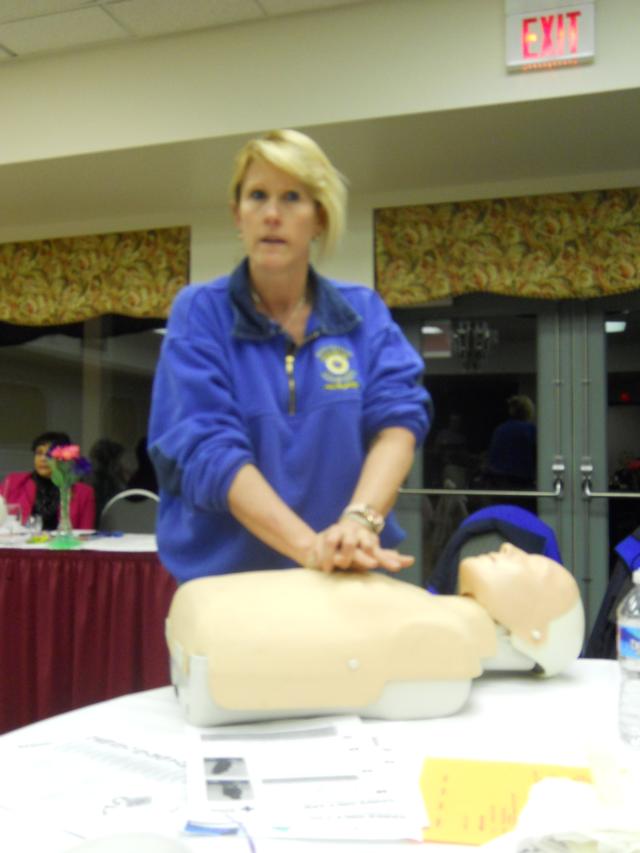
[420,756,592,845]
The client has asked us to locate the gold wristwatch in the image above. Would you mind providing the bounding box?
[341,503,385,535]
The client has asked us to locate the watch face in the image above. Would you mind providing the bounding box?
[342,504,384,534]
[363,508,383,534]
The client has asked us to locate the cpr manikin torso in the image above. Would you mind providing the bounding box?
[166,545,585,725]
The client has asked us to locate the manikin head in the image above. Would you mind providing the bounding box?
[458,542,585,676]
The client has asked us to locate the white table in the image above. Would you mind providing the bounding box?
[0,531,158,552]
[0,659,626,852]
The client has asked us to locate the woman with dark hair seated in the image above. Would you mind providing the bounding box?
[0,431,95,530]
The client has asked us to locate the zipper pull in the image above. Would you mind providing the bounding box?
[285,345,296,415]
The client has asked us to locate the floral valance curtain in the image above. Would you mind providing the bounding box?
[0,226,190,325]
[375,188,640,307]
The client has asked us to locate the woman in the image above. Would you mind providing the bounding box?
[484,394,537,512]
[0,431,95,530]
[486,395,537,488]
[148,129,432,583]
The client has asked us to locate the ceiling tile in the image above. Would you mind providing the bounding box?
[259,0,370,14]
[0,0,378,60]
[0,1,100,25]
[107,0,262,38]
[0,7,128,55]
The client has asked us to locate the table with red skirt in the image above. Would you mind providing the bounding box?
[0,534,177,734]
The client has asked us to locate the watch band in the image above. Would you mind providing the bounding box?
[340,503,385,535]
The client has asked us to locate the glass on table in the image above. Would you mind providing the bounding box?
[25,514,43,535]
[5,504,24,532]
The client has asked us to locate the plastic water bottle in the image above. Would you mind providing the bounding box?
[617,568,640,747]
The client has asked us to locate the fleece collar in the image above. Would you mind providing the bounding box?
[228,258,361,341]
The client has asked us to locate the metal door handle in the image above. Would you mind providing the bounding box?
[400,458,565,500]
[580,460,640,500]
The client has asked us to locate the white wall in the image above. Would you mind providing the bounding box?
[2,0,639,167]
[1,0,639,279]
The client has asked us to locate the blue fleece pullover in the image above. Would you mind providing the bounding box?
[148,260,431,582]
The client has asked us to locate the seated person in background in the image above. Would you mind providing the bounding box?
[0,431,95,530]
[127,435,158,494]
[89,438,128,520]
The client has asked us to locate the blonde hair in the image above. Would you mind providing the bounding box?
[229,129,347,257]
[508,395,535,421]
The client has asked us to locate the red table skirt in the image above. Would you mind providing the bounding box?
[0,548,177,734]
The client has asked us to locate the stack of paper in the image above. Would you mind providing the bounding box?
[419,756,592,845]
[184,715,427,842]
[0,733,187,842]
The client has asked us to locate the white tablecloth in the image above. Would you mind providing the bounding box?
[0,660,630,853]
[0,531,157,552]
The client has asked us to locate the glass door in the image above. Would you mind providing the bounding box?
[394,292,640,636]
[602,296,640,560]
[575,294,640,607]
[394,295,552,591]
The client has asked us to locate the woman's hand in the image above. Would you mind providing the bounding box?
[303,517,414,574]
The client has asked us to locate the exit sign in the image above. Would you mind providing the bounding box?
[506,1,595,72]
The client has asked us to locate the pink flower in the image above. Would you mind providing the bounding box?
[50,444,80,461]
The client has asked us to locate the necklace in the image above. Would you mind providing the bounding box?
[250,287,308,331]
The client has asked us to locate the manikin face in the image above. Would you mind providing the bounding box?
[33,443,52,478]
[462,542,552,580]
[459,542,579,643]
[234,159,322,279]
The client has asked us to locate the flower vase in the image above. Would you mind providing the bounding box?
[50,485,81,549]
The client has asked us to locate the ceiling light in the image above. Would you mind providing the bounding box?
[605,321,626,334]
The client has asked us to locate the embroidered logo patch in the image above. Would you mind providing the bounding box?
[316,345,360,390]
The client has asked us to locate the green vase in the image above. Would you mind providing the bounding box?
[50,485,81,550]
